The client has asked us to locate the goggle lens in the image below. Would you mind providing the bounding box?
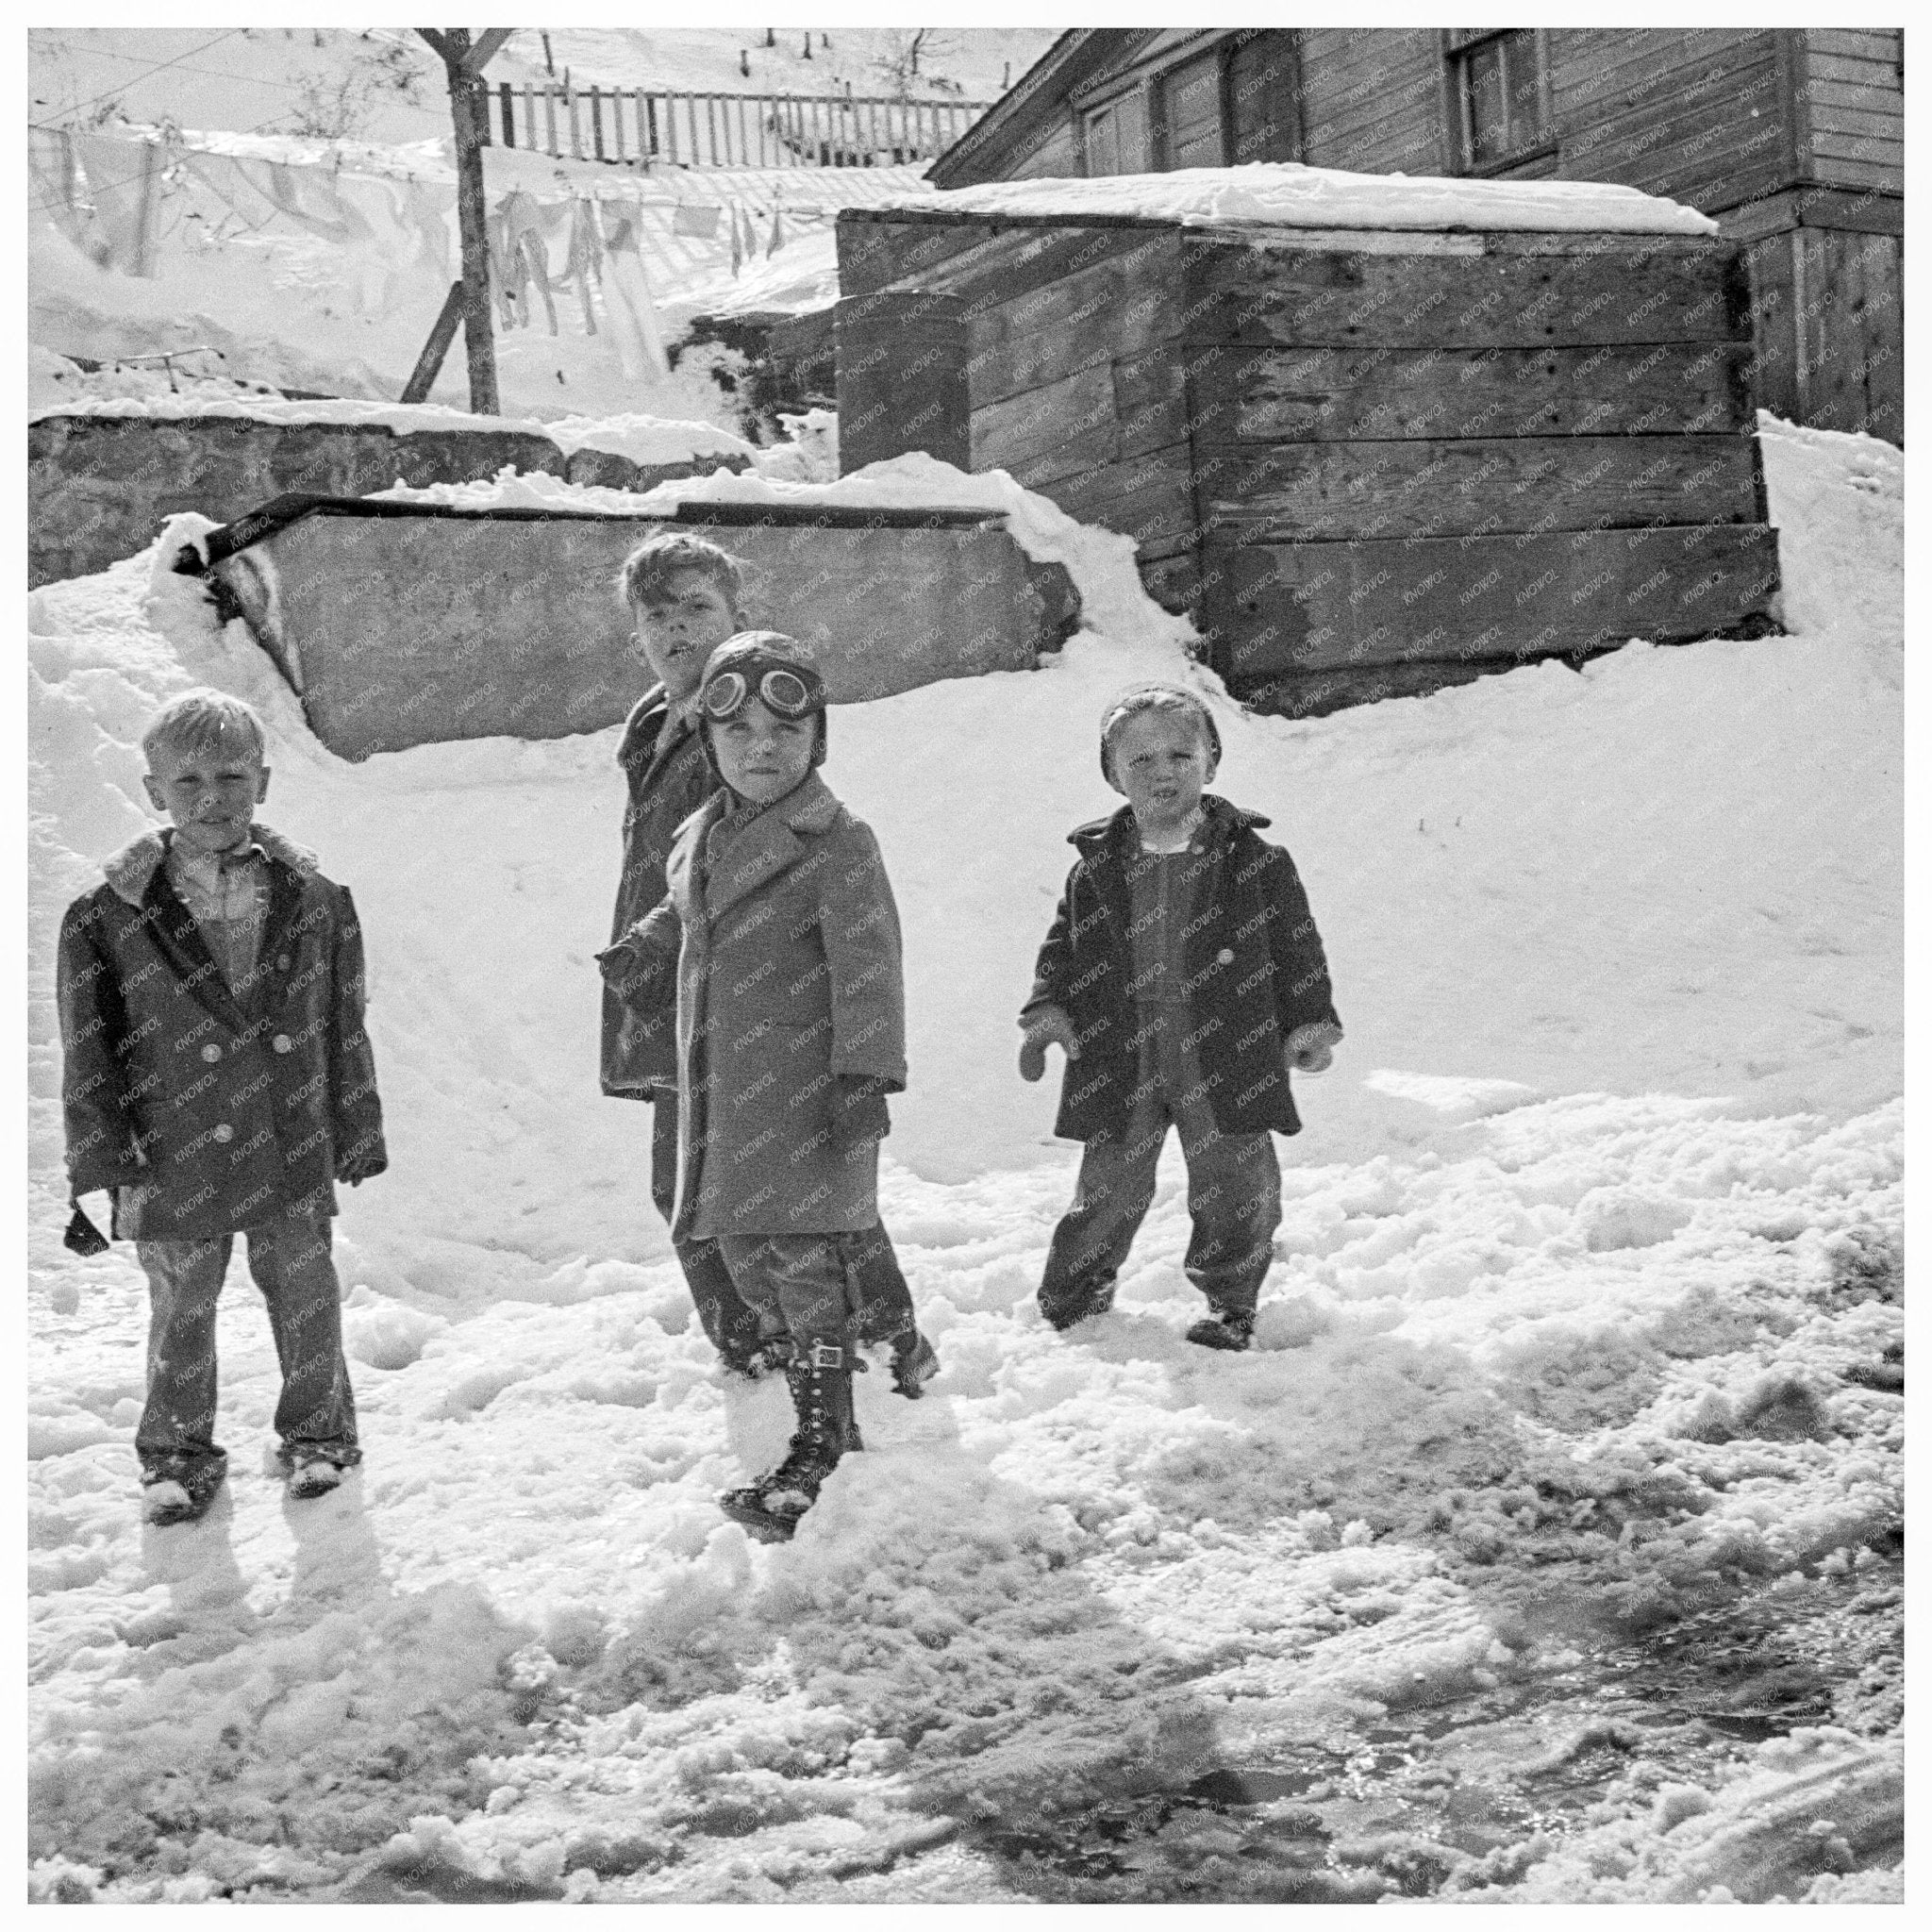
[702,666,819,722]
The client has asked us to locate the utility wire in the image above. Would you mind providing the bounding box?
[28,29,245,131]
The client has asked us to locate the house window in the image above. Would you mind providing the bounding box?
[1159,51,1224,169]
[1446,29,1549,171]
[1082,89,1148,175]
[1225,29,1303,165]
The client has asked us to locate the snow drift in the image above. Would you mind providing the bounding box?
[25,415,1902,1903]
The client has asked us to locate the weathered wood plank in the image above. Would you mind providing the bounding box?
[970,351,1188,482]
[966,256,1184,406]
[836,216,1000,300]
[1564,115,1791,214]
[1208,525,1781,675]
[1138,546,1203,618]
[1194,341,1754,442]
[1029,446,1198,552]
[1805,27,1903,61]
[1804,94,1907,139]
[1858,233,1904,446]
[1179,235,1747,348]
[1194,434,1762,542]
[918,225,1177,315]
[1234,658,1501,718]
[1551,30,1777,142]
[1803,49,1904,88]
[836,291,968,472]
[1740,231,1801,423]
[1720,185,1905,242]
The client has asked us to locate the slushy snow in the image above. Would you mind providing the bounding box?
[24,417,1902,1904]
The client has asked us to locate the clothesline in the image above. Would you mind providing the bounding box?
[32,129,878,391]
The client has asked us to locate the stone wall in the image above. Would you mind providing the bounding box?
[204,499,1079,762]
[27,413,748,588]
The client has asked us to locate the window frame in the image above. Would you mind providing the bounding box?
[1442,27,1556,175]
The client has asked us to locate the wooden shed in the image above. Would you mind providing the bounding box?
[837,183,1781,717]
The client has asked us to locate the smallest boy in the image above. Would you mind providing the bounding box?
[1019,684,1342,1351]
[58,691,385,1525]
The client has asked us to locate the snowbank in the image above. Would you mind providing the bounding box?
[25,417,1901,1903]
[899,161,1719,235]
[28,392,755,468]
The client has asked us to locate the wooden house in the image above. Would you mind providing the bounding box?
[929,29,1903,447]
[836,189,1781,716]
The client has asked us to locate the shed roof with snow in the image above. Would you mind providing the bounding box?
[835,164,1780,715]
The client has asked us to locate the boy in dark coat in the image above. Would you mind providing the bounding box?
[602,534,934,1393]
[1019,683,1343,1352]
[602,636,906,1537]
[57,691,386,1524]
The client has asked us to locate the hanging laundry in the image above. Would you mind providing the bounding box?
[599,201,671,380]
[73,133,165,277]
[671,201,721,240]
[566,196,603,337]
[28,126,104,263]
[766,206,787,258]
[739,204,761,268]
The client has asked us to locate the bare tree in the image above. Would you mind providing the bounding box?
[872,28,957,97]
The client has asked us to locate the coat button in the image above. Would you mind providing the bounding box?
[201,1043,222,1062]
[272,1034,293,1054]
[275,955,291,971]
[1217,948,1235,965]
[211,1124,234,1143]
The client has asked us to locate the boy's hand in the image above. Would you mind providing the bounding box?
[1018,1005,1080,1082]
[596,937,665,997]
[830,1074,891,1156]
[337,1148,387,1187]
[1285,1021,1344,1075]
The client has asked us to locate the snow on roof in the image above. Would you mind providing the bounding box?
[877,162,1720,236]
[27,392,755,465]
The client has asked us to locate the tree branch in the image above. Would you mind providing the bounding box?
[461,28,515,75]
[415,27,452,64]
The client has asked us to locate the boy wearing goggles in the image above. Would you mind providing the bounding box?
[604,635,908,1538]
[599,537,934,1396]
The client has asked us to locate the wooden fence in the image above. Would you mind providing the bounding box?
[478,84,991,170]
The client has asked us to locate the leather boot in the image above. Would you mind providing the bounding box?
[720,1339,861,1536]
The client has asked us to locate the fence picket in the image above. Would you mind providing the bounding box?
[497,85,986,171]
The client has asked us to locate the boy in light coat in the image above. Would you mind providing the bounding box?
[602,534,934,1393]
[602,635,907,1537]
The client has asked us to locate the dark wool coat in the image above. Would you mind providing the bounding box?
[58,826,387,1241]
[634,774,907,1242]
[1025,795,1340,1142]
[601,686,716,1098]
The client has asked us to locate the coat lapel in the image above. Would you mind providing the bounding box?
[141,868,252,1033]
[701,774,841,922]
[244,855,309,1024]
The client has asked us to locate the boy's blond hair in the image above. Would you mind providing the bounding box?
[616,532,745,612]
[142,689,268,766]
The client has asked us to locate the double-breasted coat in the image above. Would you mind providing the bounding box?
[57,825,386,1241]
[1025,795,1340,1143]
[601,686,715,1097]
[632,773,907,1242]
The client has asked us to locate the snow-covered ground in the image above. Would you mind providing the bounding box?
[24,416,1903,1904]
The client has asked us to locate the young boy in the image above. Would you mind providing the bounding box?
[601,533,934,1393]
[57,690,386,1525]
[601,635,904,1538]
[1018,683,1342,1352]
